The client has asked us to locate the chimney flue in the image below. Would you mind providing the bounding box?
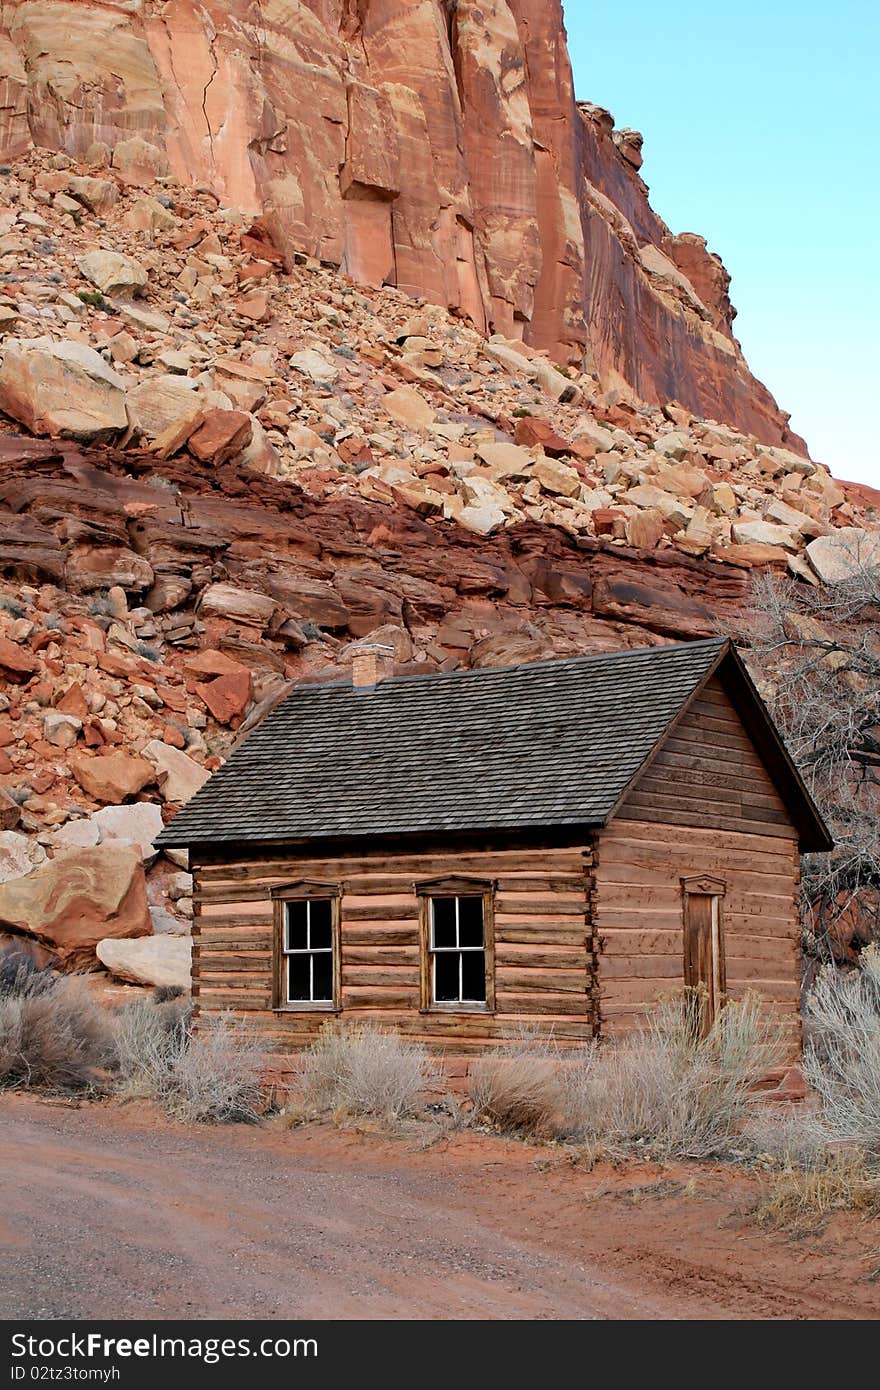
[351,643,395,689]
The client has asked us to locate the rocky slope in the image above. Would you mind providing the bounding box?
[0,146,878,989]
[0,0,801,445]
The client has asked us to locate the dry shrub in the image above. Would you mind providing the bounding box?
[114,993,193,1099]
[741,1105,828,1169]
[115,999,264,1124]
[468,1051,565,1136]
[803,947,880,1153]
[751,1152,880,1231]
[0,967,116,1093]
[561,993,785,1159]
[298,1020,437,1121]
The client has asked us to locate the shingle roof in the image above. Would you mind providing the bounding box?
[159,638,740,848]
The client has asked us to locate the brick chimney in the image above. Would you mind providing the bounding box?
[351,643,395,690]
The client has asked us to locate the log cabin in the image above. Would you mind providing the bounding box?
[156,638,832,1067]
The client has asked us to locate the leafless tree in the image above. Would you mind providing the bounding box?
[738,564,880,962]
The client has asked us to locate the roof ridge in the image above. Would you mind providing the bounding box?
[279,636,730,701]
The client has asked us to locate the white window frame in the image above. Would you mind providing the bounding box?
[429,895,486,1006]
[284,898,335,1006]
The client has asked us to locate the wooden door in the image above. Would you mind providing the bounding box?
[683,889,726,1035]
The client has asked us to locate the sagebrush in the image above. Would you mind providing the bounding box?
[0,967,116,1093]
[297,1020,438,1120]
[560,992,785,1160]
[803,945,880,1152]
[115,999,265,1123]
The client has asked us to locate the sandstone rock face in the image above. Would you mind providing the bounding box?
[97,934,191,992]
[0,0,800,448]
[0,337,127,441]
[0,845,151,969]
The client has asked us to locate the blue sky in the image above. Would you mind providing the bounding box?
[563,0,879,489]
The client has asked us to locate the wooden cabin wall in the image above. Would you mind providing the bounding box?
[616,674,799,841]
[191,842,596,1057]
[592,819,802,1047]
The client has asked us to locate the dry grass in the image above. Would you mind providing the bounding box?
[115,999,265,1124]
[750,1152,880,1232]
[559,993,785,1160]
[0,968,116,1094]
[297,1020,439,1121]
[803,947,880,1153]
[468,1051,565,1136]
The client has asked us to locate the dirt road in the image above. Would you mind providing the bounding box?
[0,1094,876,1320]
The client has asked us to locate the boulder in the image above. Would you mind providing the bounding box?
[474,441,533,478]
[65,545,154,593]
[126,375,201,439]
[731,519,798,551]
[0,791,21,832]
[0,831,46,885]
[805,529,880,585]
[195,669,252,725]
[529,458,581,498]
[111,137,169,187]
[70,750,155,804]
[383,385,435,429]
[0,845,151,969]
[78,250,148,297]
[513,416,571,456]
[290,349,338,386]
[197,583,276,628]
[49,818,101,850]
[187,409,253,465]
[0,634,37,681]
[68,176,118,214]
[97,935,191,992]
[0,337,127,442]
[42,712,81,749]
[142,741,210,805]
[92,802,165,860]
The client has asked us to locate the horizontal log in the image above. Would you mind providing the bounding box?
[495,897,586,917]
[593,863,795,895]
[494,946,588,970]
[496,991,589,1017]
[338,926,419,946]
[341,946,420,967]
[196,848,587,882]
[341,988,420,1010]
[495,968,589,995]
[496,925,588,946]
[342,966,418,989]
[598,820,798,857]
[342,904,419,923]
[197,932,273,949]
[617,804,798,839]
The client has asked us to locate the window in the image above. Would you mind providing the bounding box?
[272,884,339,1010]
[431,896,486,1003]
[416,879,495,1012]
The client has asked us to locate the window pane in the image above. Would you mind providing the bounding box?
[308,899,333,950]
[461,949,486,1002]
[434,950,460,1002]
[287,953,311,1002]
[286,901,308,951]
[457,896,484,948]
[431,897,457,949]
[311,950,333,1003]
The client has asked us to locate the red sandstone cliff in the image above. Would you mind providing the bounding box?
[0,0,802,449]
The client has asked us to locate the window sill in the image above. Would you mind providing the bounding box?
[273,1004,340,1014]
[420,1004,494,1016]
